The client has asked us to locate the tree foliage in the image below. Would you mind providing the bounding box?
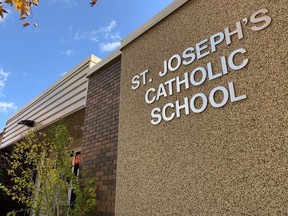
[0,124,97,216]
[0,0,98,27]
[0,165,4,203]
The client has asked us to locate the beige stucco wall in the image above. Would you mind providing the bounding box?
[117,0,288,215]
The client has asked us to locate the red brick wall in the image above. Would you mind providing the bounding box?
[81,56,121,216]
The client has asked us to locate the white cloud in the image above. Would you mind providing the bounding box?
[73,20,118,42]
[73,30,81,40]
[71,20,122,53]
[100,20,119,40]
[73,29,98,42]
[0,68,9,90]
[0,67,17,113]
[99,42,121,52]
[60,71,68,76]
[100,20,117,36]
[62,49,76,56]
[110,32,122,41]
[68,26,73,34]
[0,102,17,113]
[49,0,77,6]
[89,30,98,42]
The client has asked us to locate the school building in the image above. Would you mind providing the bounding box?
[1,0,287,215]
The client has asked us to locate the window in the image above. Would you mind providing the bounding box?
[68,149,81,206]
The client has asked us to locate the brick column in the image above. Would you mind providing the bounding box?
[81,57,121,216]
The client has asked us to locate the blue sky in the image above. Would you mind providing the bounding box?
[0,0,173,130]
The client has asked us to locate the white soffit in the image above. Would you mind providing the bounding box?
[1,55,101,149]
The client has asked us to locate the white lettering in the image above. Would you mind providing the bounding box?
[162,103,175,122]
[209,86,229,108]
[183,47,196,65]
[190,67,207,86]
[151,108,162,125]
[196,38,210,59]
[175,97,190,118]
[228,48,249,70]
[156,84,168,101]
[168,54,182,72]
[176,72,189,93]
[229,82,247,102]
[159,60,168,77]
[190,93,208,113]
[210,32,225,53]
[131,75,140,90]
[224,21,244,45]
[145,88,156,104]
[250,9,272,31]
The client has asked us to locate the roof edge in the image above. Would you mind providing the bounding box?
[87,1,188,77]
[121,0,189,49]
[6,55,101,125]
[87,49,122,78]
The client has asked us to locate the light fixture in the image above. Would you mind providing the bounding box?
[73,126,84,131]
[18,120,35,127]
